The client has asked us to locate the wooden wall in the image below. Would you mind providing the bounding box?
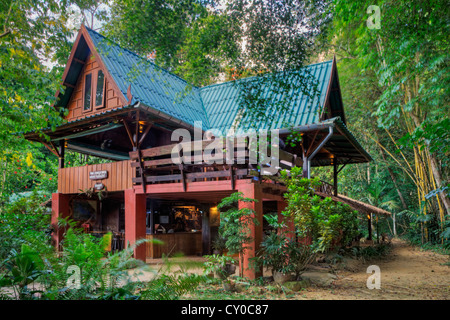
[66,53,123,122]
[58,160,135,194]
[146,233,202,258]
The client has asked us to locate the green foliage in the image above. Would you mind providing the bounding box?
[217,192,258,256]
[0,191,52,261]
[140,273,205,300]
[256,214,316,278]
[323,0,449,250]
[257,229,292,275]
[0,0,75,141]
[217,192,259,277]
[0,244,45,299]
[203,254,237,280]
[281,167,360,252]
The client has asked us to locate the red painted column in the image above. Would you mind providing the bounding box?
[238,182,263,280]
[51,193,71,251]
[277,201,295,240]
[124,188,147,261]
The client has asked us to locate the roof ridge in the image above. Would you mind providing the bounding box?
[84,26,200,90]
[199,59,334,91]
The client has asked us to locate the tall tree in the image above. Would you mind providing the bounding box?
[323,0,449,241]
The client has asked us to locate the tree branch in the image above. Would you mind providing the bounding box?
[0,30,11,39]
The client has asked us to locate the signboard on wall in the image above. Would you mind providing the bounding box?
[89,170,108,180]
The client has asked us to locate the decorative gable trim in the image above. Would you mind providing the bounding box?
[54,25,128,111]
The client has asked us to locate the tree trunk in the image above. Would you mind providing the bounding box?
[429,153,450,216]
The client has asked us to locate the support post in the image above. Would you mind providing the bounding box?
[124,189,147,261]
[51,193,71,251]
[368,214,372,240]
[238,182,263,280]
[333,157,338,196]
[58,141,65,169]
[149,199,155,234]
[202,205,211,255]
[302,152,309,178]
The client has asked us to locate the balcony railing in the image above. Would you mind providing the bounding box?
[129,138,301,191]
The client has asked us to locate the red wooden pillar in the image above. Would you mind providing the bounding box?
[51,193,71,251]
[238,182,263,280]
[124,188,147,261]
[277,201,295,240]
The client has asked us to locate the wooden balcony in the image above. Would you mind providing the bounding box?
[58,160,135,194]
[129,138,301,191]
[57,138,304,194]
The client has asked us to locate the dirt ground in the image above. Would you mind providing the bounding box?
[297,239,450,300]
[135,238,450,300]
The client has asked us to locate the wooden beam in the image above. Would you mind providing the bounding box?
[337,157,353,174]
[306,132,329,158]
[73,58,85,65]
[305,130,320,157]
[63,82,76,89]
[122,119,135,148]
[42,142,60,158]
[133,169,249,184]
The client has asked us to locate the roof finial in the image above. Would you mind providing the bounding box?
[127,84,133,105]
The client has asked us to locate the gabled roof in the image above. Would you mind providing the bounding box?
[85,27,210,130]
[56,26,345,133]
[40,25,371,164]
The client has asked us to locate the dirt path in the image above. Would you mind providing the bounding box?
[300,239,450,300]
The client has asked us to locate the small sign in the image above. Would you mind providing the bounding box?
[94,183,105,190]
[89,170,108,180]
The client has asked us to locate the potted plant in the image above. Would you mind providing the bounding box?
[211,236,227,255]
[257,230,295,284]
[255,214,294,284]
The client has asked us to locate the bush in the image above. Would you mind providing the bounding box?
[256,214,316,279]
[0,191,52,262]
[281,168,359,252]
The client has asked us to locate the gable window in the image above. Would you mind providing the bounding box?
[83,69,105,112]
[83,73,92,111]
[95,70,105,108]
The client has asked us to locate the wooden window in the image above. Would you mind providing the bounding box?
[83,69,106,112]
[83,73,92,111]
[94,70,105,108]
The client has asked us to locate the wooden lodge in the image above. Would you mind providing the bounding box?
[25,25,377,279]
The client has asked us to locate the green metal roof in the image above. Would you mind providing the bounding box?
[85,27,334,133]
[86,27,210,130]
[200,61,333,133]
